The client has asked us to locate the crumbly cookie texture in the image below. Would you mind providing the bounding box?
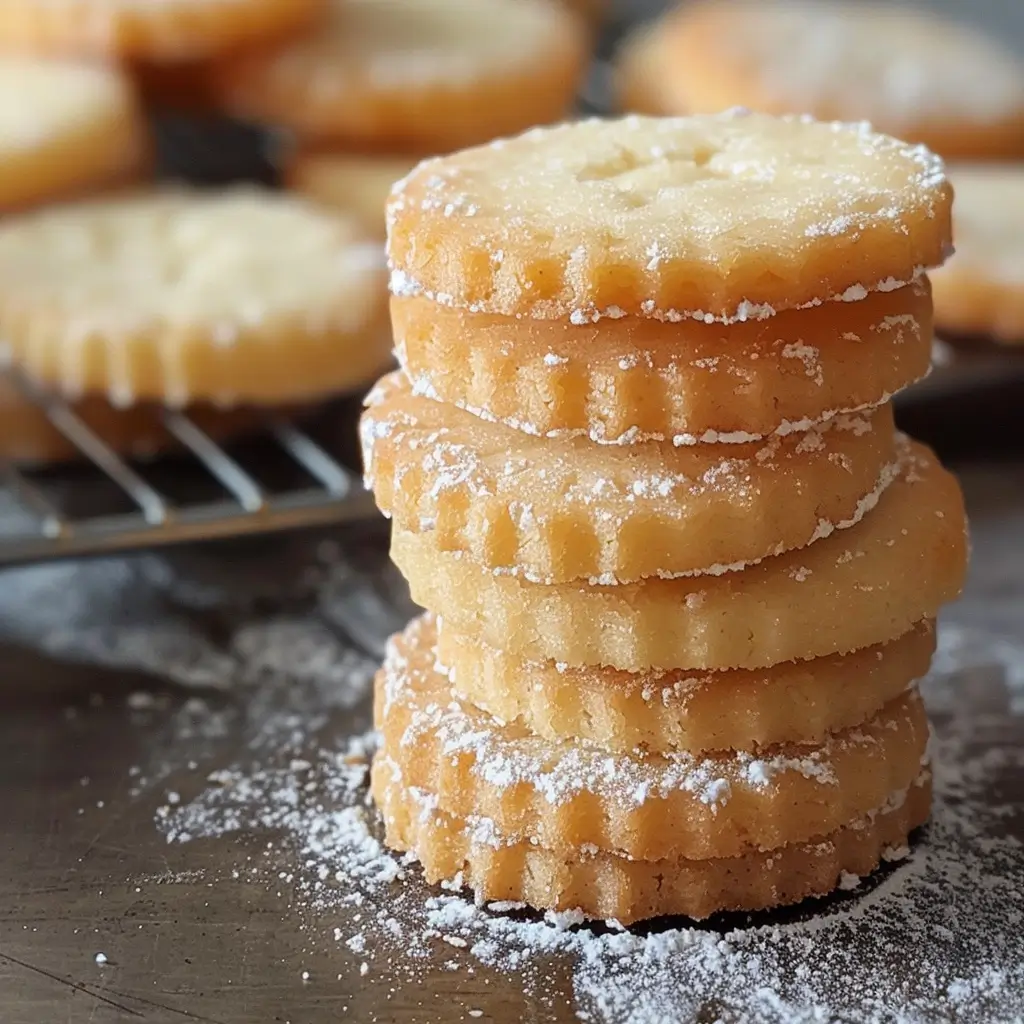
[390,280,933,443]
[0,0,324,60]
[212,0,587,152]
[0,57,149,212]
[436,617,936,754]
[930,166,1024,344]
[0,188,390,407]
[391,439,968,672]
[659,0,1024,160]
[387,112,952,321]
[373,753,933,924]
[374,615,931,862]
[363,371,900,584]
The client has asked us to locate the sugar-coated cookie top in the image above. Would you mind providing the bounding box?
[387,111,952,322]
[665,1,1024,131]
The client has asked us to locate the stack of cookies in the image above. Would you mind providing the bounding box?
[362,112,969,923]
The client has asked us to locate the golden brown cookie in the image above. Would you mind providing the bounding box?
[363,371,900,583]
[373,754,932,923]
[931,166,1024,345]
[391,279,933,444]
[286,152,419,238]
[387,112,952,322]
[391,438,967,671]
[374,614,931,861]
[0,0,324,61]
[436,617,936,754]
[211,0,587,153]
[614,19,674,116]
[0,188,391,408]
[0,57,149,213]
[656,1,1024,161]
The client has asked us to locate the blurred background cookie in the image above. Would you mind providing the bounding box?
[210,0,588,153]
[285,152,418,237]
[0,189,390,409]
[0,0,325,61]
[617,0,1024,160]
[931,166,1024,345]
[0,57,149,211]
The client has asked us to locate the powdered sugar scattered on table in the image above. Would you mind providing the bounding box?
[2,526,1022,1022]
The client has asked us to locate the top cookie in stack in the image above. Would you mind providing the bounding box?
[364,112,967,923]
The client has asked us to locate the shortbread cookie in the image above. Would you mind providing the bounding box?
[392,439,967,671]
[0,0,324,60]
[373,755,932,923]
[0,58,149,213]
[387,112,952,322]
[0,189,391,408]
[286,152,418,238]
[375,615,930,861]
[391,279,933,444]
[659,1,1024,161]
[212,0,587,152]
[0,372,268,464]
[614,19,673,116]
[363,372,899,583]
[930,167,1024,345]
[436,617,936,753]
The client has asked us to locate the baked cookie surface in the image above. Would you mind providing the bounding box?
[388,112,951,322]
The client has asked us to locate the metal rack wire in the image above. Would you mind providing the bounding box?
[0,369,377,567]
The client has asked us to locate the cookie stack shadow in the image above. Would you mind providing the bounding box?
[362,113,970,924]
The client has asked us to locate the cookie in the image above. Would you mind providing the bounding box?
[0,189,391,408]
[614,19,673,116]
[0,0,324,61]
[0,58,149,213]
[930,166,1024,345]
[436,617,936,754]
[373,754,931,923]
[391,279,933,444]
[374,615,930,861]
[0,372,269,464]
[212,0,587,153]
[363,371,900,584]
[387,112,951,322]
[286,152,418,238]
[656,1,1024,161]
[391,438,967,671]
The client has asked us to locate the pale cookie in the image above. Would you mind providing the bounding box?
[0,372,269,464]
[0,189,391,408]
[931,166,1024,345]
[391,279,933,444]
[286,152,419,238]
[0,0,324,61]
[658,1,1024,161]
[363,371,900,584]
[212,0,587,153]
[0,58,149,213]
[391,438,967,671]
[387,112,951,322]
[373,755,932,924]
[436,617,936,754]
[374,615,931,861]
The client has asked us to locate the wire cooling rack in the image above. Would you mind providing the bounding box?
[0,369,376,567]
